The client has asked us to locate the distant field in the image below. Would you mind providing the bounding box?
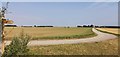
[4,27,96,40]
[28,39,118,55]
[96,28,120,35]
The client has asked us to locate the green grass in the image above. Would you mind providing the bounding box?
[28,39,118,55]
[5,27,97,40]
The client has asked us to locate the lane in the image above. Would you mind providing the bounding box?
[4,28,117,46]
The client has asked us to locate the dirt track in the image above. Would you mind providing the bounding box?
[4,28,118,46]
[0,28,118,55]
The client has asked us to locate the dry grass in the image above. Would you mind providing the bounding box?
[28,39,118,55]
[4,27,96,40]
[96,28,120,34]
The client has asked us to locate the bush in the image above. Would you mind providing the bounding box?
[2,29,31,57]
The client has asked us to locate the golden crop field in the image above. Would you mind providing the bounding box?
[4,27,96,40]
[96,28,120,35]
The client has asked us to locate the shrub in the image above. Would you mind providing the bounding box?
[2,29,31,57]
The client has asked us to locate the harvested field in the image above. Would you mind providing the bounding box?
[4,27,96,40]
[96,28,120,35]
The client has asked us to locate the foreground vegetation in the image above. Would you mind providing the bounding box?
[28,39,118,55]
[2,30,30,57]
[5,27,96,40]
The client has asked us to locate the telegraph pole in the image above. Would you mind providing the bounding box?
[0,2,13,54]
[0,6,2,54]
[1,6,6,54]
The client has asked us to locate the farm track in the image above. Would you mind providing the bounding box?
[4,28,117,46]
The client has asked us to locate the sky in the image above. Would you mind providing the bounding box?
[1,2,118,26]
[1,0,120,2]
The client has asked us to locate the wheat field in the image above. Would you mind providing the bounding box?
[96,28,120,34]
[4,27,96,40]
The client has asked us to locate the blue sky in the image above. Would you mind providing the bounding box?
[1,0,120,2]
[2,2,118,26]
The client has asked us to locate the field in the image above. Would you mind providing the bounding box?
[27,28,118,55]
[28,39,118,55]
[4,27,118,55]
[4,27,96,40]
[96,28,120,36]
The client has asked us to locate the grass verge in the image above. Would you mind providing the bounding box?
[28,39,118,55]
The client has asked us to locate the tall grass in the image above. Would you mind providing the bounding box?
[28,39,118,55]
